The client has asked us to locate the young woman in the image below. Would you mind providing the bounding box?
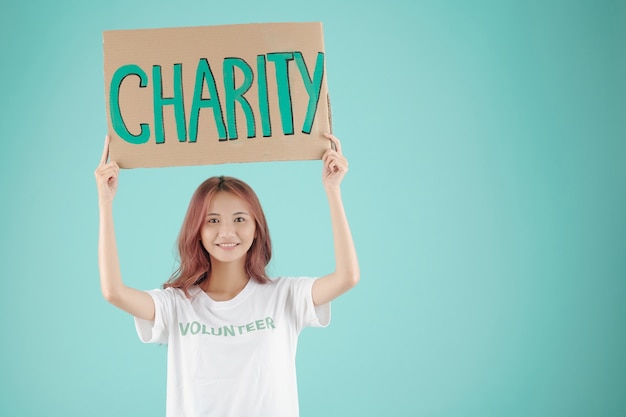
[95,133,359,417]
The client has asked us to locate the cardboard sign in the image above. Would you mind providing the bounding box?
[103,22,332,168]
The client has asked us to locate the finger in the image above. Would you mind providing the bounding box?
[322,147,344,162]
[323,150,347,167]
[329,161,348,174]
[323,132,339,152]
[99,135,110,167]
[324,132,342,154]
[325,154,347,172]
[96,162,119,181]
[96,160,119,173]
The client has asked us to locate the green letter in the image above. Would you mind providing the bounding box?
[179,322,190,336]
[152,64,187,144]
[294,52,324,134]
[267,52,294,135]
[109,64,150,144]
[256,55,271,137]
[189,58,227,142]
[223,325,235,337]
[223,57,255,140]
[265,317,276,329]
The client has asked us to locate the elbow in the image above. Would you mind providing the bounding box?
[101,285,121,305]
[344,269,360,290]
[351,271,360,288]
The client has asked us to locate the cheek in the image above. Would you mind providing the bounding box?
[200,227,212,246]
[248,224,258,240]
[239,225,255,245]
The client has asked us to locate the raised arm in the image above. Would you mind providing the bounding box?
[95,135,155,320]
[312,133,360,306]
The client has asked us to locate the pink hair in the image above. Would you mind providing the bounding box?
[164,176,272,296]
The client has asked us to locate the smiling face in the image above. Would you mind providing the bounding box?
[200,191,256,265]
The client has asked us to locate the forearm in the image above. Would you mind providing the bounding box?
[325,186,360,286]
[98,203,155,320]
[98,203,124,301]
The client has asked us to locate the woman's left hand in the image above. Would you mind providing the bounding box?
[322,132,348,190]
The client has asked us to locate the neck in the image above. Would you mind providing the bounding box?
[203,258,249,300]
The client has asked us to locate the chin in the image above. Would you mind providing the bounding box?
[209,252,247,264]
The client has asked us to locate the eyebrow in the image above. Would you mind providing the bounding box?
[206,211,250,217]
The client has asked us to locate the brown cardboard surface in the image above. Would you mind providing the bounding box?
[103,22,331,168]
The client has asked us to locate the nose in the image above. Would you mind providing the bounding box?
[218,221,236,237]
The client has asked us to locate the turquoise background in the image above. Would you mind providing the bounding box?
[1,0,625,415]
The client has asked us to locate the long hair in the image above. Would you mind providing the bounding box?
[164,176,272,296]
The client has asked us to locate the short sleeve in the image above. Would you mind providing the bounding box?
[290,277,331,332]
[134,288,175,344]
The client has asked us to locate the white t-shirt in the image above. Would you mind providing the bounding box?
[134,277,330,417]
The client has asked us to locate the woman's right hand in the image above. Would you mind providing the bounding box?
[94,135,119,205]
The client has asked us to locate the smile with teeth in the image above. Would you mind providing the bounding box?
[217,243,239,248]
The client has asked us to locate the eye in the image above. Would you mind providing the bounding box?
[206,218,219,224]
[234,217,246,223]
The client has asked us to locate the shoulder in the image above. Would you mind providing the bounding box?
[149,286,202,303]
[267,276,317,293]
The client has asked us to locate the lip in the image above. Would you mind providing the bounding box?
[216,243,240,249]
